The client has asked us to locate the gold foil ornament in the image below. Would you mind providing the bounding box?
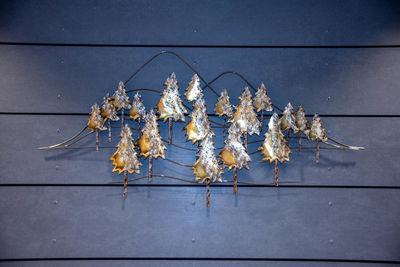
[280,102,298,133]
[184,96,211,144]
[253,82,272,112]
[259,113,291,163]
[229,86,261,136]
[192,133,223,183]
[214,89,233,117]
[129,92,146,120]
[155,72,187,122]
[87,103,107,132]
[110,125,141,174]
[135,109,166,159]
[113,81,131,110]
[184,73,202,102]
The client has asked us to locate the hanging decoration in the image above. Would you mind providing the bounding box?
[39,50,365,207]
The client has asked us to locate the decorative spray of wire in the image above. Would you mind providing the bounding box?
[39,50,364,207]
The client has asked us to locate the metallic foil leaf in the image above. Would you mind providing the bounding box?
[253,82,273,112]
[294,105,309,135]
[214,88,233,117]
[258,113,291,163]
[87,103,107,131]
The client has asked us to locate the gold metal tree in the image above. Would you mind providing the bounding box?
[307,114,328,164]
[183,95,211,144]
[135,109,167,181]
[280,102,298,137]
[253,82,273,131]
[113,81,131,125]
[184,73,202,102]
[214,88,234,136]
[192,133,223,207]
[219,121,251,194]
[294,105,309,154]
[87,103,107,152]
[155,72,187,144]
[129,92,146,136]
[110,124,141,198]
[100,93,119,142]
[258,113,291,186]
[229,86,261,148]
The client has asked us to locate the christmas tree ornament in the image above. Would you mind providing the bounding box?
[109,124,141,197]
[184,73,202,102]
[308,114,328,164]
[100,93,119,142]
[135,109,166,181]
[258,113,291,186]
[280,102,299,136]
[192,133,222,207]
[229,86,261,148]
[214,88,234,137]
[219,121,251,194]
[113,81,131,125]
[129,92,146,136]
[253,82,273,131]
[155,72,187,144]
[294,105,309,154]
[87,103,107,152]
[184,96,211,144]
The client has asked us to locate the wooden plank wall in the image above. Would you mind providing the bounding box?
[0,0,399,266]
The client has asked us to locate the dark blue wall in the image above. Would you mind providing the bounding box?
[0,1,399,266]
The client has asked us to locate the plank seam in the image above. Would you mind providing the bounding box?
[0,257,399,264]
[2,42,400,49]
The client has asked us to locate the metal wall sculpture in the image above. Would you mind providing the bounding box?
[39,51,364,207]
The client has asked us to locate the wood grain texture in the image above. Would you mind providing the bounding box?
[0,186,399,261]
[1,0,400,46]
[1,46,400,115]
[0,115,394,186]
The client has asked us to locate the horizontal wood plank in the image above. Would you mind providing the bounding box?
[1,46,400,115]
[0,186,398,260]
[0,115,394,186]
[1,0,400,46]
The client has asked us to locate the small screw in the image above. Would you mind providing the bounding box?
[329,239,334,244]
[56,128,61,133]
[193,28,198,33]
[53,200,58,205]
[191,201,196,206]
[327,96,332,101]
[328,201,333,206]
[52,239,57,244]
[327,167,332,171]
[57,94,62,99]
[191,238,196,243]
[55,165,59,170]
